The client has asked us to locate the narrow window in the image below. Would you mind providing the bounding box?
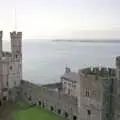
[87,109,91,115]
[16,55,18,58]
[9,66,12,70]
[50,106,54,111]
[65,112,69,118]
[68,89,71,95]
[6,81,8,86]
[86,88,89,97]
[106,113,108,119]
[3,96,7,101]
[58,109,61,114]
[14,81,16,86]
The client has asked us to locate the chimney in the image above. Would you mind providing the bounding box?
[65,67,71,73]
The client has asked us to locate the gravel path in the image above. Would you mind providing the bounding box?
[0,102,17,120]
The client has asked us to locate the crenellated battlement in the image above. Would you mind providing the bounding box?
[80,67,116,77]
[10,31,22,39]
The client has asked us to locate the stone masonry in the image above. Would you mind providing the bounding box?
[0,31,22,105]
[1,30,120,120]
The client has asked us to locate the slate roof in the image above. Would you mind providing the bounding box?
[61,72,79,82]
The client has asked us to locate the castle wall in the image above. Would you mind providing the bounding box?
[77,72,103,120]
[0,60,9,102]
[10,81,78,120]
[77,68,116,120]
[0,31,22,104]
[8,60,21,88]
[112,56,120,120]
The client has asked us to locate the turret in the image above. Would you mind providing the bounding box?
[65,66,71,73]
[10,31,22,61]
[10,31,22,82]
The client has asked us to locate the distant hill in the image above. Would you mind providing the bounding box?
[52,40,120,43]
[42,82,62,89]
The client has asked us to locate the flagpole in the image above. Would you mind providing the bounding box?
[14,8,17,31]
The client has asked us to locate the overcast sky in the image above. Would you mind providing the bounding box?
[0,0,120,40]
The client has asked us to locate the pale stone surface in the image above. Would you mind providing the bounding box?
[0,31,22,102]
[1,30,120,120]
[7,56,120,120]
[77,67,116,120]
[61,67,79,97]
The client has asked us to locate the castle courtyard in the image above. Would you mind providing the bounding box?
[0,101,64,120]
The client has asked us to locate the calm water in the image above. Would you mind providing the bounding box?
[3,41,120,84]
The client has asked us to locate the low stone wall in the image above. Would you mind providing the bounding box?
[9,80,78,120]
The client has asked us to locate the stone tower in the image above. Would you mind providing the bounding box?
[9,31,22,87]
[116,56,120,95]
[77,67,116,120]
[0,31,2,58]
[10,31,22,61]
[112,56,120,120]
[10,31,22,79]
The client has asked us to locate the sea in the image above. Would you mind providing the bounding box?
[3,40,120,84]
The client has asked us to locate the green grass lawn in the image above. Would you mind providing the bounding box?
[13,102,64,120]
[16,101,29,109]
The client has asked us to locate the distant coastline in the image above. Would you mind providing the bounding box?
[52,40,120,43]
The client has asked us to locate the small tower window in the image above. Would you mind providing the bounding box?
[14,81,16,86]
[28,96,32,101]
[9,66,12,70]
[6,81,8,86]
[85,88,90,97]
[86,91,89,96]
[16,55,18,58]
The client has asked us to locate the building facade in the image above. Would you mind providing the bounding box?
[0,31,22,104]
[61,67,79,97]
[1,30,120,120]
[113,56,120,120]
[77,67,116,120]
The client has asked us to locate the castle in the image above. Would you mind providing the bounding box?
[0,31,22,104]
[1,31,120,120]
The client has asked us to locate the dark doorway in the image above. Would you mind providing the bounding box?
[39,101,41,106]
[57,109,61,114]
[3,96,7,101]
[50,106,54,111]
[73,116,77,120]
[16,55,18,58]
[28,96,32,101]
[87,109,91,116]
[65,112,68,118]
[0,101,2,106]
